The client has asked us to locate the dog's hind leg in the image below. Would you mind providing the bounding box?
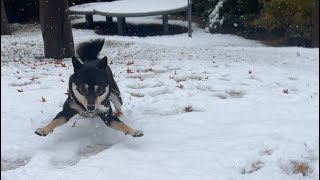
[99,114,143,137]
[35,100,77,136]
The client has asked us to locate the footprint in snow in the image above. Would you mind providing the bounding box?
[212,90,246,99]
[50,143,112,168]
[1,157,31,171]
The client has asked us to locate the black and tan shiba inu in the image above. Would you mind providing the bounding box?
[35,39,143,137]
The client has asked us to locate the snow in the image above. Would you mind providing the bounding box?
[69,0,188,15]
[1,16,319,180]
[208,0,225,29]
[69,2,104,13]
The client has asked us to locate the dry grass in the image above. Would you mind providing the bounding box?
[241,161,264,174]
[291,161,312,176]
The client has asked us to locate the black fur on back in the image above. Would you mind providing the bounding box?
[76,39,105,62]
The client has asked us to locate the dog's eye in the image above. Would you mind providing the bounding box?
[79,87,87,94]
[97,87,104,95]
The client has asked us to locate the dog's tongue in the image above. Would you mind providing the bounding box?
[114,111,122,117]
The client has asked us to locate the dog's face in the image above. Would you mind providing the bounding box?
[70,56,111,113]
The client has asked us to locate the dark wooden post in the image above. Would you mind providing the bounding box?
[39,0,75,59]
[106,17,113,25]
[162,14,169,34]
[117,17,125,35]
[1,0,11,35]
[312,0,319,47]
[85,14,93,28]
[187,0,192,37]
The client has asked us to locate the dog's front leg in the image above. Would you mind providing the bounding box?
[35,102,77,136]
[99,114,143,137]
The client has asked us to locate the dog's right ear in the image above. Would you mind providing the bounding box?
[72,56,83,73]
[97,56,108,69]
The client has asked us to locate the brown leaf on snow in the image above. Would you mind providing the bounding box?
[30,77,38,81]
[71,120,77,127]
[126,61,135,65]
[114,111,123,117]
[176,84,184,89]
[64,88,70,95]
[146,68,153,72]
[126,68,134,73]
[185,106,192,112]
[41,96,46,102]
[54,59,62,64]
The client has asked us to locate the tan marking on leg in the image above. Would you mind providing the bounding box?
[35,117,66,136]
[109,121,143,137]
[110,91,122,112]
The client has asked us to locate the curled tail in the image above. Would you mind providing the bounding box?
[76,39,105,62]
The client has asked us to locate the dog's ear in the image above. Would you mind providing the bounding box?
[97,56,108,69]
[72,56,83,72]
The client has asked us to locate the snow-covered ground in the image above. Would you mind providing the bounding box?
[1,15,319,180]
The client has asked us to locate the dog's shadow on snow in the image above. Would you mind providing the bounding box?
[38,116,128,168]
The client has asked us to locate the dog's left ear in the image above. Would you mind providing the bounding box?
[97,56,108,69]
[72,56,83,73]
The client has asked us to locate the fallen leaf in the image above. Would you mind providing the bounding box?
[71,120,77,127]
[126,68,134,73]
[126,61,135,65]
[114,111,122,117]
[176,84,184,89]
[65,88,70,95]
[185,106,192,112]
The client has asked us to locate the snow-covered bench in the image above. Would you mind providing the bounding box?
[69,0,192,37]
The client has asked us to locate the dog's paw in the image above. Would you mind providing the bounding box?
[132,130,144,137]
[35,127,53,136]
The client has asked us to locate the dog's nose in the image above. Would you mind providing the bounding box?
[87,104,95,112]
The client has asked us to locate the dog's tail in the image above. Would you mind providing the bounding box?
[76,39,105,61]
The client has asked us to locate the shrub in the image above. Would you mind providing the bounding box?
[252,0,314,46]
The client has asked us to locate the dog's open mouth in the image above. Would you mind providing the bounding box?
[87,110,95,114]
[84,110,98,118]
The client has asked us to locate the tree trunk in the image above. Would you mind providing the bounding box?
[39,0,75,59]
[312,0,319,47]
[1,0,11,35]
